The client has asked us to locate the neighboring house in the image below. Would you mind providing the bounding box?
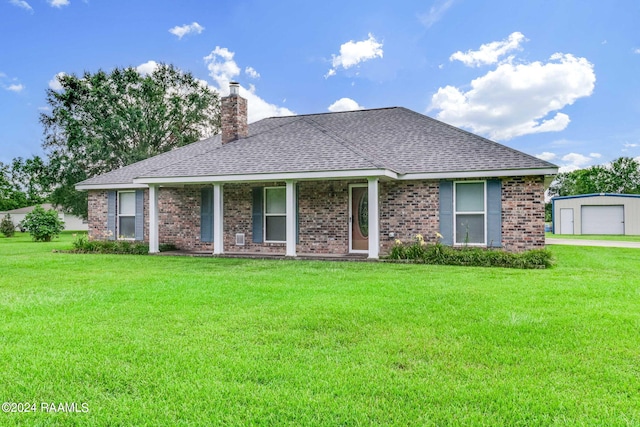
[76,82,558,258]
[552,193,640,235]
[0,203,88,231]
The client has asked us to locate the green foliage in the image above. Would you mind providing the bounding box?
[0,214,16,237]
[549,156,640,197]
[21,205,65,242]
[0,157,52,211]
[388,236,553,269]
[71,233,177,254]
[41,63,221,218]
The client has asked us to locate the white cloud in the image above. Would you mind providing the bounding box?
[327,98,364,112]
[6,84,24,92]
[48,72,66,90]
[557,152,603,172]
[203,47,294,122]
[450,32,526,67]
[168,22,204,39]
[136,60,159,76]
[418,0,455,28]
[9,0,33,12]
[634,48,640,54]
[325,33,383,78]
[204,47,241,89]
[535,152,556,161]
[430,42,596,140]
[245,66,260,79]
[48,0,69,7]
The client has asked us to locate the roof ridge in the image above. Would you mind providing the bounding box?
[303,115,392,171]
[257,106,399,122]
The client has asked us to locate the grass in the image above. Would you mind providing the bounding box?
[546,232,640,242]
[1,232,639,426]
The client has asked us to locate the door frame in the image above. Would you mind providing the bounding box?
[349,184,369,254]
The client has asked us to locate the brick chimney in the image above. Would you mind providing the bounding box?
[221,82,248,144]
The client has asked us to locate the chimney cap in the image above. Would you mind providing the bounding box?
[229,81,240,96]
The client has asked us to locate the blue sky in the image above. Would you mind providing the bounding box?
[1,0,639,172]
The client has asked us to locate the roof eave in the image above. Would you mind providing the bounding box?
[132,169,399,185]
[75,183,149,191]
[401,167,558,181]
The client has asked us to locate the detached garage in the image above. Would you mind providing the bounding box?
[552,193,640,235]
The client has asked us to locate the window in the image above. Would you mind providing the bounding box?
[118,191,136,239]
[454,181,486,245]
[264,187,286,242]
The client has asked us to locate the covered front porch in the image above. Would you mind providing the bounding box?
[145,177,385,259]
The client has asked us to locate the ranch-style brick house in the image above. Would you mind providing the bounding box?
[76,82,558,258]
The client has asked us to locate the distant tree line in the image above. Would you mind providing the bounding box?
[548,157,640,197]
[1,63,219,217]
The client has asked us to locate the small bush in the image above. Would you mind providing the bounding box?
[387,235,554,269]
[21,206,65,242]
[1,214,16,237]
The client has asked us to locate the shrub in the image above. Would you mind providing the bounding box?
[387,234,554,269]
[0,214,16,237]
[71,234,177,254]
[21,206,65,242]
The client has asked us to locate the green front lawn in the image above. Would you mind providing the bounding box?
[1,233,638,426]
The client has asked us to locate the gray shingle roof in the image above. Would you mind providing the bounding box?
[76,107,557,187]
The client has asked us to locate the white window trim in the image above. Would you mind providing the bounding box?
[264,186,286,243]
[453,180,487,246]
[117,190,136,241]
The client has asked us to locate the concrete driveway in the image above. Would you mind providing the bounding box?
[546,238,640,248]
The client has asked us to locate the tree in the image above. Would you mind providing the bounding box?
[40,63,221,218]
[9,156,52,205]
[0,162,28,211]
[1,214,16,237]
[548,157,640,197]
[21,205,65,242]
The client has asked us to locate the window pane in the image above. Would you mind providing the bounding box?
[456,214,485,244]
[119,192,136,215]
[456,182,484,212]
[265,188,286,214]
[266,216,286,241]
[119,216,135,239]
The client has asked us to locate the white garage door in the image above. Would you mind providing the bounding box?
[581,205,624,235]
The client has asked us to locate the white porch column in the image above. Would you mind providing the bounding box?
[213,183,224,255]
[367,177,379,259]
[285,180,297,257]
[149,184,159,254]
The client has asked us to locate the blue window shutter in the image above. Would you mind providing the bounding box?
[439,181,453,246]
[107,191,116,240]
[201,187,213,243]
[252,187,263,243]
[135,189,144,241]
[486,179,502,248]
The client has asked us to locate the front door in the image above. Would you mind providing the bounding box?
[350,185,368,252]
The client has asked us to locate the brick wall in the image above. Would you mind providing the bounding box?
[379,180,440,254]
[87,190,109,240]
[87,176,546,254]
[158,186,212,251]
[501,176,546,252]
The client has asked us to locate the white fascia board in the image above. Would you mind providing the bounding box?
[133,169,398,184]
[75,183,149,191]
[400,168,558,180]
